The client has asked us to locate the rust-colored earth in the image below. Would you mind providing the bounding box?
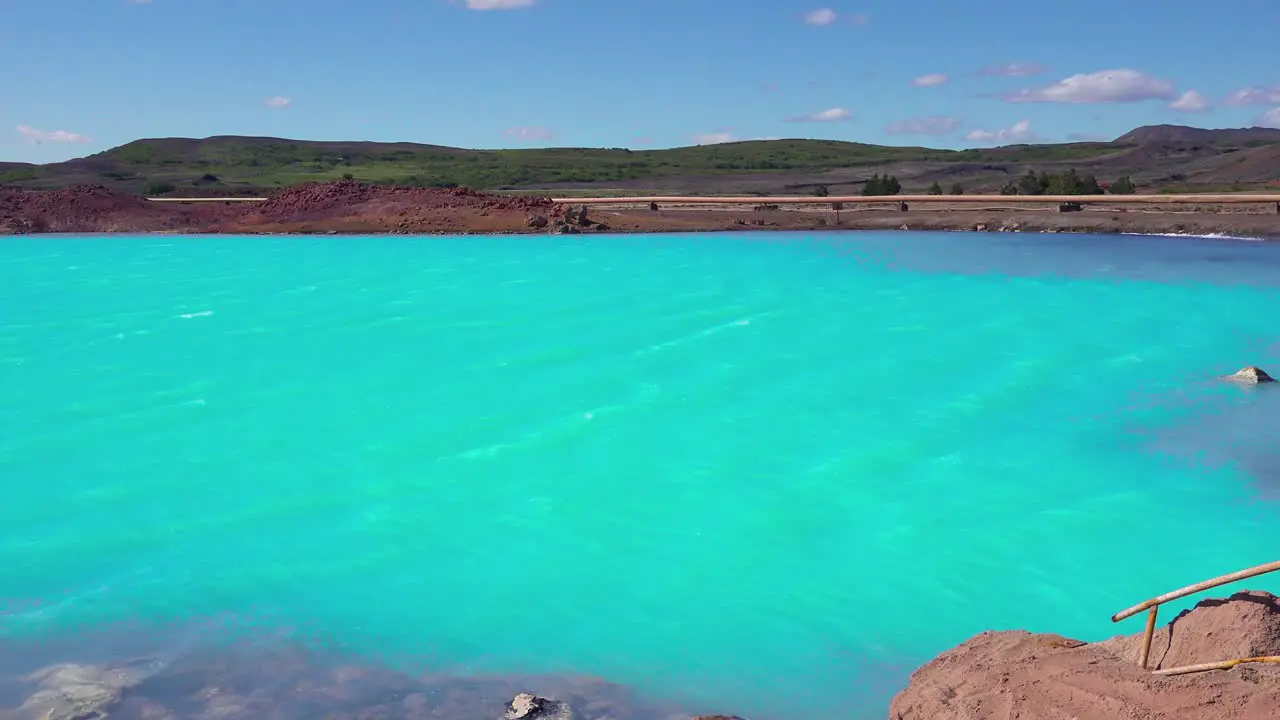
[890,590,1280,720]
[4,180,1280,238]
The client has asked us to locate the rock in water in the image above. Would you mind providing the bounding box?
[1223,366,1276,384]
[503,692,574,720]
[19,660,163,720]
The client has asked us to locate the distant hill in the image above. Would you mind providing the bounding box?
[1113,124,1280,145]
[2,125,1278,196]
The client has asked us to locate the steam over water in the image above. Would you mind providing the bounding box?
[3,231,1280,719]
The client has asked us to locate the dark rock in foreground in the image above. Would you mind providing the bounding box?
[504,692,574,720]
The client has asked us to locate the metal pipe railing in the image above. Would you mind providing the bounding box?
[1111,560,1280,672]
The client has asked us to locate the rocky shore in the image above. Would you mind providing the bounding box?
[3,590,1276,719]
[0,645,704,720]
[3,181,1279,239]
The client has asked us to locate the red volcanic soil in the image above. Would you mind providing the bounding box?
[0,181,561,235]
[890,590,1280,720]
[4,180,1280,238]
[213,179,558,234]
[0,185,223,234]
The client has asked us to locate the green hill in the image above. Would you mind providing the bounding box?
[3,125,1279,196]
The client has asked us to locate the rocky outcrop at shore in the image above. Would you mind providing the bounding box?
[890,590,1280,720]
[216,179,556,234]
[504,692,575,720]
[5,592,1277,719]
[0,181,562,236]
[5,180,1280,237]
[0,645,719,720]
[0,184,216,234]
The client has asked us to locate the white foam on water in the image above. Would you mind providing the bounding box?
[1122,231,1267,242]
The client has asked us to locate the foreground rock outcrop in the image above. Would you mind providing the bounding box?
[504,692,575,720]
[890,590,1280,720]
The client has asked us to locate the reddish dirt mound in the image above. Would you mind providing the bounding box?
[0,181,559,236]
[1098,590,1280,670]
[0,184,226,234]
[890,590,1280,720]
[222,180,555,233]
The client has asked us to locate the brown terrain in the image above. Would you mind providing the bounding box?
[3,180,1280,239]
[0,182,556,236]
[890,590,1280,720]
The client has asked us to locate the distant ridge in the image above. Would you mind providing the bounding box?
[3,124,1278,196]
[1114,124,1280,145]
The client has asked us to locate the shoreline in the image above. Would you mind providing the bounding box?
[120,226,1280,241]
[0,630,709,720]
[4,181,1279,239]
[11,218,1280,242]
[4,591,1277,719]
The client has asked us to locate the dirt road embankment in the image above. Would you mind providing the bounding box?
[3,181,1279,239]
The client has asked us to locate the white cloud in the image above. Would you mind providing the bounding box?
[16,125,92,144]
[965,120,1039,145]
[803,8,837,25]
[912,73,949,87]
[466,0,535,9]
[265,96,293,109]
[885,116,961,135]
[1004,69,1175,104]
[978,62,1046,77]
[503,126,554,141]
[1228,85,1280,106]
[1260,108,1280,129]
[787,107,852,122]
[1169,90,1209,112]
[691,132,738,145]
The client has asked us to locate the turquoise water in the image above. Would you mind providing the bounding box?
[2,231,1280,719]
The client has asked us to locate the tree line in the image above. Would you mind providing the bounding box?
[811,169,1138,198]
[999,169,1136,195]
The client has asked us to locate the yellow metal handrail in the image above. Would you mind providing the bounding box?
[1111,560,1280,673]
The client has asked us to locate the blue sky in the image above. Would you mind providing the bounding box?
[3,0,1279,163]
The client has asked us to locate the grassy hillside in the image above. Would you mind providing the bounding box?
[2,125,1279,196]
[0,136,1126,192]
